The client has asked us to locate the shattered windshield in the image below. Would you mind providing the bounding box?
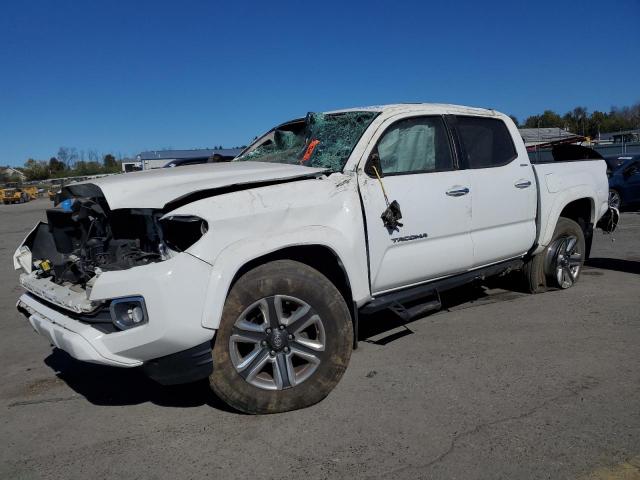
[235,111,379,172]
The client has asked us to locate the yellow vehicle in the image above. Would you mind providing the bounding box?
[22,186,38,200]
[1,187,37,204]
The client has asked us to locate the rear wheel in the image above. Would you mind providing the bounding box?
[544,217,585,289]
[210,260,353,414]
[522,217,586,292]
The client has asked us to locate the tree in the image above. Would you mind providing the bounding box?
[588,111,607,138]
[23,159,49,181]
[57,147,78,168]
[522,102,640,136]
[103,153,119,172]
[74,161,103,176]
[508,115,519,127]
[524,110,563,128]
[49,157,65,173]
[87,149,100,163]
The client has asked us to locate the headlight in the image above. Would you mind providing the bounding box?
[160,215,208,252]
[110,296,148,330]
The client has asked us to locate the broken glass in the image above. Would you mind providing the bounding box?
[236,111,379,172]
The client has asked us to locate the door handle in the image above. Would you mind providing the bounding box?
[446,187,470,197]
[515,180,532,189]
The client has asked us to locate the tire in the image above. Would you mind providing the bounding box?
[522,217,586,293]
[522,250,547,293]
[609,189,622,209]
[209,260,353,414]
[544,217,586,289]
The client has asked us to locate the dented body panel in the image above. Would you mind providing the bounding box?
[68,161,326,210]
[168,172,371,328]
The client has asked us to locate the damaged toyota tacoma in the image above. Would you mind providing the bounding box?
[14,104,618,414]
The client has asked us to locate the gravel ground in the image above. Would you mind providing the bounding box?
[1,198,638,480]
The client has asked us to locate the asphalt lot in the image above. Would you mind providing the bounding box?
[1,198,639,480]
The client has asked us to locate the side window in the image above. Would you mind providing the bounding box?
[455,116,517,168]
[373,116,453,175]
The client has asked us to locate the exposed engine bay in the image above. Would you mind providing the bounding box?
[41,198,162,285]
[17,187,207,288]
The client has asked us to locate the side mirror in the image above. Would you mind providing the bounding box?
[365,151,383,177]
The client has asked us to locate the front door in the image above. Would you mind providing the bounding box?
[358,115,474,294]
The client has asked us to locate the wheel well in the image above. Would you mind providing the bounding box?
[559,197,594,258]
[230,245,357,346]
[231,245,354,309]
[559,198,592,226]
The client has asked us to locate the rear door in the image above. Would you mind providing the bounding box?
[358,114,474,294]
[452,115,537,267]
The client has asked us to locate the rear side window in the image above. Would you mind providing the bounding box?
[455,116,517,168]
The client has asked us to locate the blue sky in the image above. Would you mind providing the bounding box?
[1,0,639,166]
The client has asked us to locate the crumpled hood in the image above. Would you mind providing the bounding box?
[69,161,326,210]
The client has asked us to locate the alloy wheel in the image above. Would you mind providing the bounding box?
[608,190,621,209]
[548,235,582,289]
[229,295,325,391]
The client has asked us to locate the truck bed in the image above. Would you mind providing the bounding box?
[532,159,609,253]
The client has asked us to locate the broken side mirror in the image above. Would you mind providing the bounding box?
[365,151,383,177]
[381,200,403,232]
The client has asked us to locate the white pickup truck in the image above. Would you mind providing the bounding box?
[14,104,616,414]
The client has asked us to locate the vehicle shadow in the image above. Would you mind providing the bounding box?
[586,257,640,275]
[43,349,238,412]
[46,281,517,409]
[45,259,630,408]
[359,274,528,344]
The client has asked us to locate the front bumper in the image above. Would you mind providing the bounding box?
[17,293,140,367]
[16,252,216,370]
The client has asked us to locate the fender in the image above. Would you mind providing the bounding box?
[535,185,598,251]
[162,173,372,330]
[196,225,371,329]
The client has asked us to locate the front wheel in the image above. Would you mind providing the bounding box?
[210,260,353,414]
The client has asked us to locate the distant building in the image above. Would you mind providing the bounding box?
[518,128,585,150]
[597,129,640,145]
[1,167,27,182]
[123,148,243,172]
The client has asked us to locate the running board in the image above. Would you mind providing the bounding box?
[360,259,523,319]
[387,294,442,321]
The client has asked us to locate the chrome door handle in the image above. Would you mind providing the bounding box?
[446,187,470,197]
[515,180,532,189]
